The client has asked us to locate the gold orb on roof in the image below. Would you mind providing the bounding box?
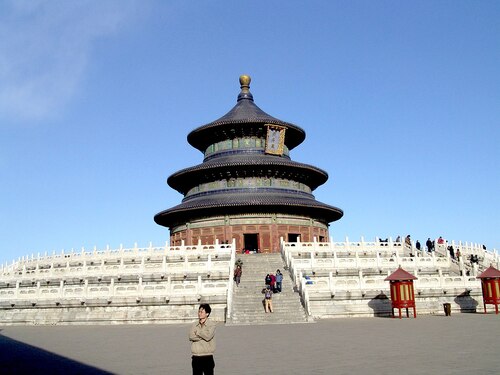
[239,75,251,87]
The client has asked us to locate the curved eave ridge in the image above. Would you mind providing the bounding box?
[184,187,315,202]
[154,193,344,227]
[167,155,330,193]
[187,99,306,151]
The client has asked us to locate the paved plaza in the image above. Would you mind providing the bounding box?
[1,313,499,374]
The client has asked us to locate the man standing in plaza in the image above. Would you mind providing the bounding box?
[189,304,217,375]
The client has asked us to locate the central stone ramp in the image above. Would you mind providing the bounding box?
[227,253,310,325]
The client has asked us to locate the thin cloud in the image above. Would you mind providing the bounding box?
[0,0,141,123]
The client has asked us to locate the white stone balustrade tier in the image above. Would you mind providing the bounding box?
[0,241,236,307]
[1,278,230,303]
[281,236,497,317]
[301,271,480,294]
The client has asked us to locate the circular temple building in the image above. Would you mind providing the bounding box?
[154,75,343,252]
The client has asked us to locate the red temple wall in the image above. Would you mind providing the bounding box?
[168,214,329,253]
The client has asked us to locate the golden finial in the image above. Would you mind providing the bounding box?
[237,75,253,101]
[239,75,251,91]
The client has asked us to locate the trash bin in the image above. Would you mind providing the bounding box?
[443,303,451,316]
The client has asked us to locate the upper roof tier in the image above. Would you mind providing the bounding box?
[187,75,306,152]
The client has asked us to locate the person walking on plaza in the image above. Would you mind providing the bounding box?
[189,304,217,375]
[275,269,283,293]
[234,265,242,286]
[264,285,273,313]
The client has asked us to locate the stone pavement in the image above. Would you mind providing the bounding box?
[1,314,499,374]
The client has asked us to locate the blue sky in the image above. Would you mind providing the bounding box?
[0,1,498,265]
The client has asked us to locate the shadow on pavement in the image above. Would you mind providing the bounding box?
[368,292,392,317]
[0,331,113,375]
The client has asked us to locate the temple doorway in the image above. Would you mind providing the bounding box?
[288,233,300,242]
[244,233,259,252]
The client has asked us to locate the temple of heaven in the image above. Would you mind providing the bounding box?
[154,75,343,252]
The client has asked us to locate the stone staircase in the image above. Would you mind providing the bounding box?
[226,253,311,325]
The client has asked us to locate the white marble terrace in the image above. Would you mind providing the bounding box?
[0,236,497,323]
[281,237,498,317]
[0,240,236,315]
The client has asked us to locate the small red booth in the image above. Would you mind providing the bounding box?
[477,265,500,314]
[385,267,417,319]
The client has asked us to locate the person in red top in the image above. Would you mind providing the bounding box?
[437,236,445,245]
[270,273,276,292]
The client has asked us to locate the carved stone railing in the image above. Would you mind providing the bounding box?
[301,271,480,296]
[281,236,497,316]
[0,241,235,309]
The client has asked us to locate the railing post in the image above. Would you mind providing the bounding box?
[84,279,88,299]
[329,271,335,296]
[15,280,20,300]
[59,280,64,299]
[226,238,236,320]
[438,269,444,288]
[299,277,311,316]
[359,270,364,294]
[110,278,115,298]
[137,276,144,297]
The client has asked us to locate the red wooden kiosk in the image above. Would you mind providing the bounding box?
[385,267,417,319]
[477,265,500,314]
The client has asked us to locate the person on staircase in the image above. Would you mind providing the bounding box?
[265,274,271,287]
[270,273,276,292]
[264,285,273,313]
[275,270,283,293]
[234,265,242,286]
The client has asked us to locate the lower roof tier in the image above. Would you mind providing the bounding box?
[154,192,343,228]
